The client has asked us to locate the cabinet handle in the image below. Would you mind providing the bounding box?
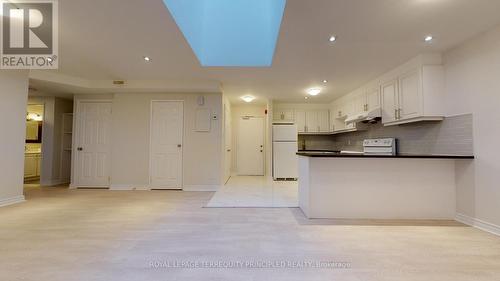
[394,109,398,120]
[317,126,320,132]
[305,126,308,132]
[398,109,402,119]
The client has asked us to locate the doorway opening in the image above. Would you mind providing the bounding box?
[24,104,44,187]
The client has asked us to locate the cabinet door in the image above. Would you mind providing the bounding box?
[305,111,319,133]
[352,92,366,113]
[36,155,41,176]
[381,79,399,123]
[295,110,306,133]
[273,110,285,120]
[317,110,330,132]
[283,109,294,121]
[366,86,380,111]
[24,155,37,178]
[399,69,422,120]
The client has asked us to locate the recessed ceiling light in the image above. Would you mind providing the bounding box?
[322,80,328,83]
[143,56,151,62]
[304,97,309,100]
[307,88,321,96]
[241,95,255,103]
[328,36,337,42]
[424,35,433,42]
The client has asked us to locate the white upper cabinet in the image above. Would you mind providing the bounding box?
[295,110,306,133]
[350,90,366,114]
[317,110,330,132]
[273,105,330,134]
[273,108,294,122]
[366,85,381,111]
[381,79,399,123]
[380,54,446,126]
[305,111,319,133]
[398,68,422,120]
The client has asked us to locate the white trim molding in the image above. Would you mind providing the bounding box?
[0,195,26,207]
[456,213,500,237]
[183,185,220,192]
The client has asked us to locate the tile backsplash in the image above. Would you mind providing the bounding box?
[300,114,474,155]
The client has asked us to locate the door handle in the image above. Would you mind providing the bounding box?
[177,144,182,148]
[227,149,231,152]
[260,150,263,152]
[77,147,83,151]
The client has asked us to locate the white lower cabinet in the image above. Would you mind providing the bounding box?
[24,153,41,179]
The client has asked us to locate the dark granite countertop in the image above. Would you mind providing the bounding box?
[296,151,474,159]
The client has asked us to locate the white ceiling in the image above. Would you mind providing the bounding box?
[31,0,500,104]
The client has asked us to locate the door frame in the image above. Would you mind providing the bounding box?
[236,116,265,176]
[71,99,113,188]
[148,100,184,190]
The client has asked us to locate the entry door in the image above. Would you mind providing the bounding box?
[237,117,264,176]
[150,101,183,189]
[223,104,232,183]
[75,102,112,187]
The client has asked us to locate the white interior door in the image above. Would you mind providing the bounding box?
[223,104,232,183]
[237,117,264,176]
[75,102,112,187]
[150,101,183,189]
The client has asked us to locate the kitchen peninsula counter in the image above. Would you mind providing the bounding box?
[297,154,474,220]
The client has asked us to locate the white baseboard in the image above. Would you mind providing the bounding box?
[183,185,220,191]
[0,195,26,207]
[68,183,77,189]
[109,184,150,191]
[456,213,500,236]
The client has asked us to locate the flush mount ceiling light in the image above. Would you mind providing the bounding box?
[306,88,321,96]
[322,80,328,83]
[143,56,151,62]
[241,95,256,103]
[328,35,337,42]
[424,35,433,42]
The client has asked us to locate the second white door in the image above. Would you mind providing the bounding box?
[75,101,112,187]
[150,101,183,189]
[237,117,264,176]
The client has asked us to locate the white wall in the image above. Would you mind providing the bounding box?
[444,24,500,228]
[74,93,223,190]
[0,71,29,206]
[231,104,269,175]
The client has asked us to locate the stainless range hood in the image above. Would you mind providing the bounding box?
[345,107,382,124]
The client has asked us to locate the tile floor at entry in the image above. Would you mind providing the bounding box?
[1,186,500,281]
[206,176,298,208]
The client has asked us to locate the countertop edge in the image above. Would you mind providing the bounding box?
[296,153,475,159]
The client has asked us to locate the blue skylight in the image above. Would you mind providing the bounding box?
[163,0,287,67]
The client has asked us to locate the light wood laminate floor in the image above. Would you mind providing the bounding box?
[0,186,499,281]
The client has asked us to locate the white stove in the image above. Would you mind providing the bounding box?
[363,138,397,155]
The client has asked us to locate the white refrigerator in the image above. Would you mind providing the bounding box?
[273,124,298,180]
